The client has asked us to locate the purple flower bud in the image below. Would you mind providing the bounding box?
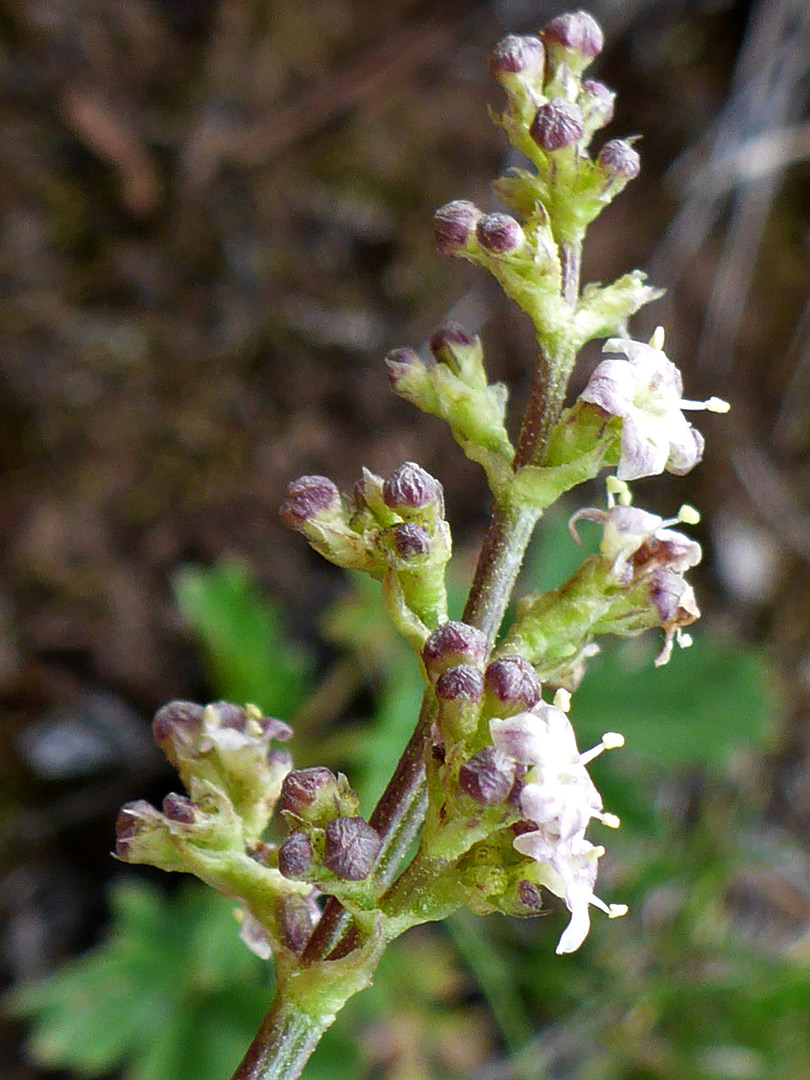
[280,767,339,818]
[392,522,431,558]
[280,475,341,529]
[278,892,320,954]
[162,793,196,824]
[152,700,204,754]
[542,10,604,60]
[490,34,545,79]
[484,657,542,712]
[476,213,525,255]
[115,800,161,860]
[649,569,699,625]
[580,79,615,127]
[436,664,485,702]
[597,139,641,179]
[423,621,489,676]
[429,323,476,359]
[385,347,424,390]
[433,200,480,256]
[516,879,544,911]
[323,816,382,881]
[530,98,585,151]
[458,746,517,805]
[382,462,442,510]
[278,831,315,879]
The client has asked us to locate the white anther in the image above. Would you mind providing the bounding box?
[607,903,628,919]
[599,812,621,829]
[606,475,633,507]
[602,731,625,749]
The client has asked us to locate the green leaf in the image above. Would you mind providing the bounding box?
[172,559,312,716]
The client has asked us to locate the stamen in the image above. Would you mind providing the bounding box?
[602,731,625,749]
[676,630,693,649]
[677,504,701,525]
[246,718,264,737]
[607,903,628,919]
[680,396,731,413]
[598,812,621,829]
[606,475,632,507]
[649,326,665,350]
[553,688,572,712]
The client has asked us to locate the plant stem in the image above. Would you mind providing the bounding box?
[230,997,334,1080]
[229,234,584,1080]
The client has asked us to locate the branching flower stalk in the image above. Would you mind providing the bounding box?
[114,12,730,1080]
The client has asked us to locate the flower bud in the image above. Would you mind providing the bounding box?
[382,462,442,511]
[579,78,614,132]
[490,34,545,80]
[278,892,320,955]
[597,139,641,180]
[429,323,476,361]
[115,800,184,869]
[323,816,382,881]
[152,700,204,765]
[433,200,480,255]
[484,657,542,714]
[162,793,196,824]
[392,521,431,559]
[542,10,603,62]
[530,98,585,151]
[385,346,425,389]
[476,213,525,255]
[278,830,315,880]
[515,879,544,911]
[423,620,489,677]
[458,746,517,805]
[279,475,341,529]
[435,664,485,703]
[280,767,341,821]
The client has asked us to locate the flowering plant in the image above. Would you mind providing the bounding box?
[115,12,728,1080]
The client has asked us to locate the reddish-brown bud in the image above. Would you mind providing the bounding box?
[382,462,442,510]
[152,700,204,753]
[542,11,603,60]
[385,347,424,389]
[423,621,489,676]
[323,816,382,881]
[490,34,545,79]
[280,767,338,817]
[392,522,431,558]
[429,323,476,359]
[530,98,585,151]
[280,475,341,529]
[484,657,542,712]
[597,139,641,179]
[476,213,525,255]
[162,793,196,824]
[278,831,314,879]
[458,746,517,805]
[433,200,480,255]
[436,664,485,702]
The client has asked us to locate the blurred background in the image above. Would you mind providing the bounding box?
[1,0,810,1077]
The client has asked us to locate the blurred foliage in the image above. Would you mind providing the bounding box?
[10,533,804,1080]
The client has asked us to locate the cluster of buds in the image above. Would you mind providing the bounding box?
[386,326,514,493]
[281,461,451,643]
[115,701,321,959]
[429,11,660,349]
[277,767,382,890]
[418,621,626,952]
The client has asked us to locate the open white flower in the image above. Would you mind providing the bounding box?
[490,702,625,951]
[580,333,729,481]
